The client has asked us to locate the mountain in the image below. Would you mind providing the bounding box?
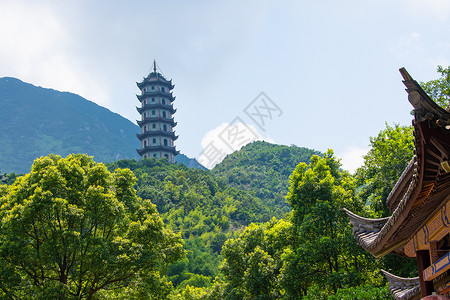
[212,141,322,216]
[0,77,142,173]
[175,153,207,170]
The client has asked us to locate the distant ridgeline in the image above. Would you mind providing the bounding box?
[0,77,203,173]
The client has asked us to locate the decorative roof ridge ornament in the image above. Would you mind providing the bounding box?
[400,67,450,131]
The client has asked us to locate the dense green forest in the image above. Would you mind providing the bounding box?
[0,137,409,299]
[0,65,448,299]
[105,142,319,292]
[212,142,321,218]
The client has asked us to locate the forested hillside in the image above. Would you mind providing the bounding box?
[0,77,140,173]
[212,141,321,217]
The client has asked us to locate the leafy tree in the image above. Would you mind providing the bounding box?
[0,154,184,299]
[355,124,414,217]
[354,124,418,277]
[219,221,281,299]
[421,65,450,109]
[285,151,376,296]
[327,284,391,300]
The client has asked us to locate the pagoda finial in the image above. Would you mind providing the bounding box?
[153,60,157,73]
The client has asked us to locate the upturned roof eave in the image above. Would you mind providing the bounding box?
[380,269,420,300]
[344,67,450,257]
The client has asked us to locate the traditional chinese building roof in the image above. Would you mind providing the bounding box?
[137,72,174,90]
[381,270,420,300]
[344,68,450,259]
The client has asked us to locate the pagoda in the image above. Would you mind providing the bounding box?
[345,68,450,299]
[136,61,179,162]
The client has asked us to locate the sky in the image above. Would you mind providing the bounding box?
[1,0,450,172]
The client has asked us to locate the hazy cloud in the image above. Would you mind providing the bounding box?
[338,146,368,174]
[197,121,273,169]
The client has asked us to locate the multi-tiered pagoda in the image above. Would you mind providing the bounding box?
[136,61,179,162]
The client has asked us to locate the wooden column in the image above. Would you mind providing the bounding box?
[417,250,434,297]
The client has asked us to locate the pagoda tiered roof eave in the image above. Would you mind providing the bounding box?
[345,68,450,258]
[136,131,179,140]
[136,91,175,101]
[136,73,174,90]
[136,145,180,156]
[137,117,177,127]
[136,104,176,114]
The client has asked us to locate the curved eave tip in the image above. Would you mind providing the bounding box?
[399,67,413,81]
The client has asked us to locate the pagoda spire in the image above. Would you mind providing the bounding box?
[153,60,157,73]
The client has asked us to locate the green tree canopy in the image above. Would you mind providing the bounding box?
[421,65,450,109]
[0,154,184,299]
[212,151,385,299]
[355,124,414,217]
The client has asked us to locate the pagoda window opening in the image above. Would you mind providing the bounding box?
[163,111,167,118]
[153,154,156,158]
[152,124,156,129]
[152,110,155,115]
[162,87,165,92]
[144,140,147,147]
[152,138,156,144]
[163,124,167,131]
[164,154,168,159]
[151,86,155,90]
[164,139,167,146]
[162,99,166,105]
[152,98,155,102]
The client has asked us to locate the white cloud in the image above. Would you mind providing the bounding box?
[197,120,271,169]
[0,1,110,106]
[338,146,369,174]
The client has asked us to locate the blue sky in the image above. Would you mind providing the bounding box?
[1,0,449,172]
